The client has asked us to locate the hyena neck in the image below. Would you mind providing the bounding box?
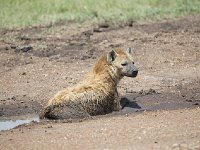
[108,65,122,84]
[92,56,122,86]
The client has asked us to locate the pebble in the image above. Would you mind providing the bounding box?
[18,45,33,52]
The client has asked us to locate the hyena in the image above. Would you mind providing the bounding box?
[41,48,138,119]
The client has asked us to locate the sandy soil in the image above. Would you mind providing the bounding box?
[0,108,200,150]
[0,15,200,149]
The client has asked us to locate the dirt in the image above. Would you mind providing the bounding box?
[0,15,200,149]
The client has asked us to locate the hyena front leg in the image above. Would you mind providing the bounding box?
[113,90,122,111]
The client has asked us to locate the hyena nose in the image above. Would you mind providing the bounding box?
[132,70,138,77]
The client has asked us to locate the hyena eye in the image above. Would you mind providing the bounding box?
[121,62,127,66]
[132,61,135,64]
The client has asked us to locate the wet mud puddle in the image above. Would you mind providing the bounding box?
[0,115,39,131]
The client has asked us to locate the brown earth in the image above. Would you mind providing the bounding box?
[0,15,200,149]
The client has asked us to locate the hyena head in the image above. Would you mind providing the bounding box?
[107,48,138,78]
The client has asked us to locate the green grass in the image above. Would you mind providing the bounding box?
[1,0,200,29]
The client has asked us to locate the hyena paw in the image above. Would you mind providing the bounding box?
[114,102,122,111]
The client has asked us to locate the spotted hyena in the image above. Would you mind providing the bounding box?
[41,48,138,119]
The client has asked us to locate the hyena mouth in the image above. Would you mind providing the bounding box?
[124,70,138,77]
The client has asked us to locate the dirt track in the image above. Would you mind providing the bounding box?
[0,15,200,149]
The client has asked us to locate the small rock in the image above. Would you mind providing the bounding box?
[21,72,26,75]
[139,90,144,95]
[46,125,53,128]
[19,35,30,41]
[11,45,17,49]
[99,23,109,28]
[147,88,156,94]
[127,20,135,27]
[93,28,102,32]
[11,96,16,101]
[181,94,186,98]
[18,45,33,52]
[186,99,192,102]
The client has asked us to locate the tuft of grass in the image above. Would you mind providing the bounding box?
[0,0,200,29]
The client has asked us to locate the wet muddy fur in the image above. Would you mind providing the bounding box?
[41,48,138,119]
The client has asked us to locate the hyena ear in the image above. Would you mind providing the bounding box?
[107,50,117,64]
[126,47,133,54]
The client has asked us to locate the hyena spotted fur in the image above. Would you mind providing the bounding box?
[41,48,138,119]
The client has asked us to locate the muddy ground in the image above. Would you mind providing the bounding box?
[0,15,200,149]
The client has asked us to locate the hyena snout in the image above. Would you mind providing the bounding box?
[129,65,138,77]
[122,63,138,77]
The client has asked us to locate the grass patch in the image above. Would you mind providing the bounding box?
[1,0,200,29]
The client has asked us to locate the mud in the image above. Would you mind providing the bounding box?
[0,15,200,149]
